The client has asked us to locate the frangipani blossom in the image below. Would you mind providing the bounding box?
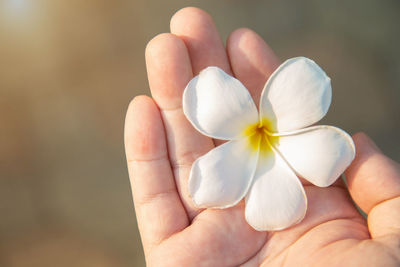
[182,57,355,231]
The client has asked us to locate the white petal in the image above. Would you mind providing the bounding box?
[260,57,332,132]
[274,125,355,187]
[183,66,259,140]
[245,151,307,231]
[189,138,259,208]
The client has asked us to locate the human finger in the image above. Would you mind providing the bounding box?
[345,132,400,238]
[227,28,280,105]
[145,33,213,219]
[124,96,189,253]
[170,7,231,75]
[170,7,233,147]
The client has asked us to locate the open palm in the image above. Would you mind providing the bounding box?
[125,7,400,267]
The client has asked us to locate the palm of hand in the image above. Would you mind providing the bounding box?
[125,7,400,267]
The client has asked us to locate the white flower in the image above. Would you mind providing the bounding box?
[182,57,355,231]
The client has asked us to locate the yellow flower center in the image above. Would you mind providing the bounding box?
[243,118,278,157]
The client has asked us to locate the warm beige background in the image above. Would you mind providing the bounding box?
[1,0,399,266]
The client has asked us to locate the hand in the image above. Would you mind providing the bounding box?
[124,7,400,266]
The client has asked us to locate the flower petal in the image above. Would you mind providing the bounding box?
[189,138,259,208]
[183,66,259,140]
[274,125,355,187]
[245,150,307,231]
[260,57,332,132]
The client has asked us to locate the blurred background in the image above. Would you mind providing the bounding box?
[0,0,399,266]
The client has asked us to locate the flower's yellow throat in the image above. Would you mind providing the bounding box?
[243,119,278,157]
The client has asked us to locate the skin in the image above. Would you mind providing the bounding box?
[124,7,400,267]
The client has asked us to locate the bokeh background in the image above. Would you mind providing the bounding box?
[1,0,399,266]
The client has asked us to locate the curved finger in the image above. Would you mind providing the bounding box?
[345,132,400,238]
[145,33,213,219]
[124,96,188,253]
[227,28,280,105]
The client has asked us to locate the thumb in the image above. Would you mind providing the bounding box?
[345,132,400,238]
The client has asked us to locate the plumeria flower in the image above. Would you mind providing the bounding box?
[182,57,356,231]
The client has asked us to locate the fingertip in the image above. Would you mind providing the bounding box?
[227,27,280,75]
[145,33,186,62]
[227,27,280,68]
[145,33,192,109]
[128,94,153,109]
[124,95,167,162]
[227,28,256,60]
[227,28,261,49]
[170,7,213,33]
[125,95,156,126]
[170,6,230,74]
